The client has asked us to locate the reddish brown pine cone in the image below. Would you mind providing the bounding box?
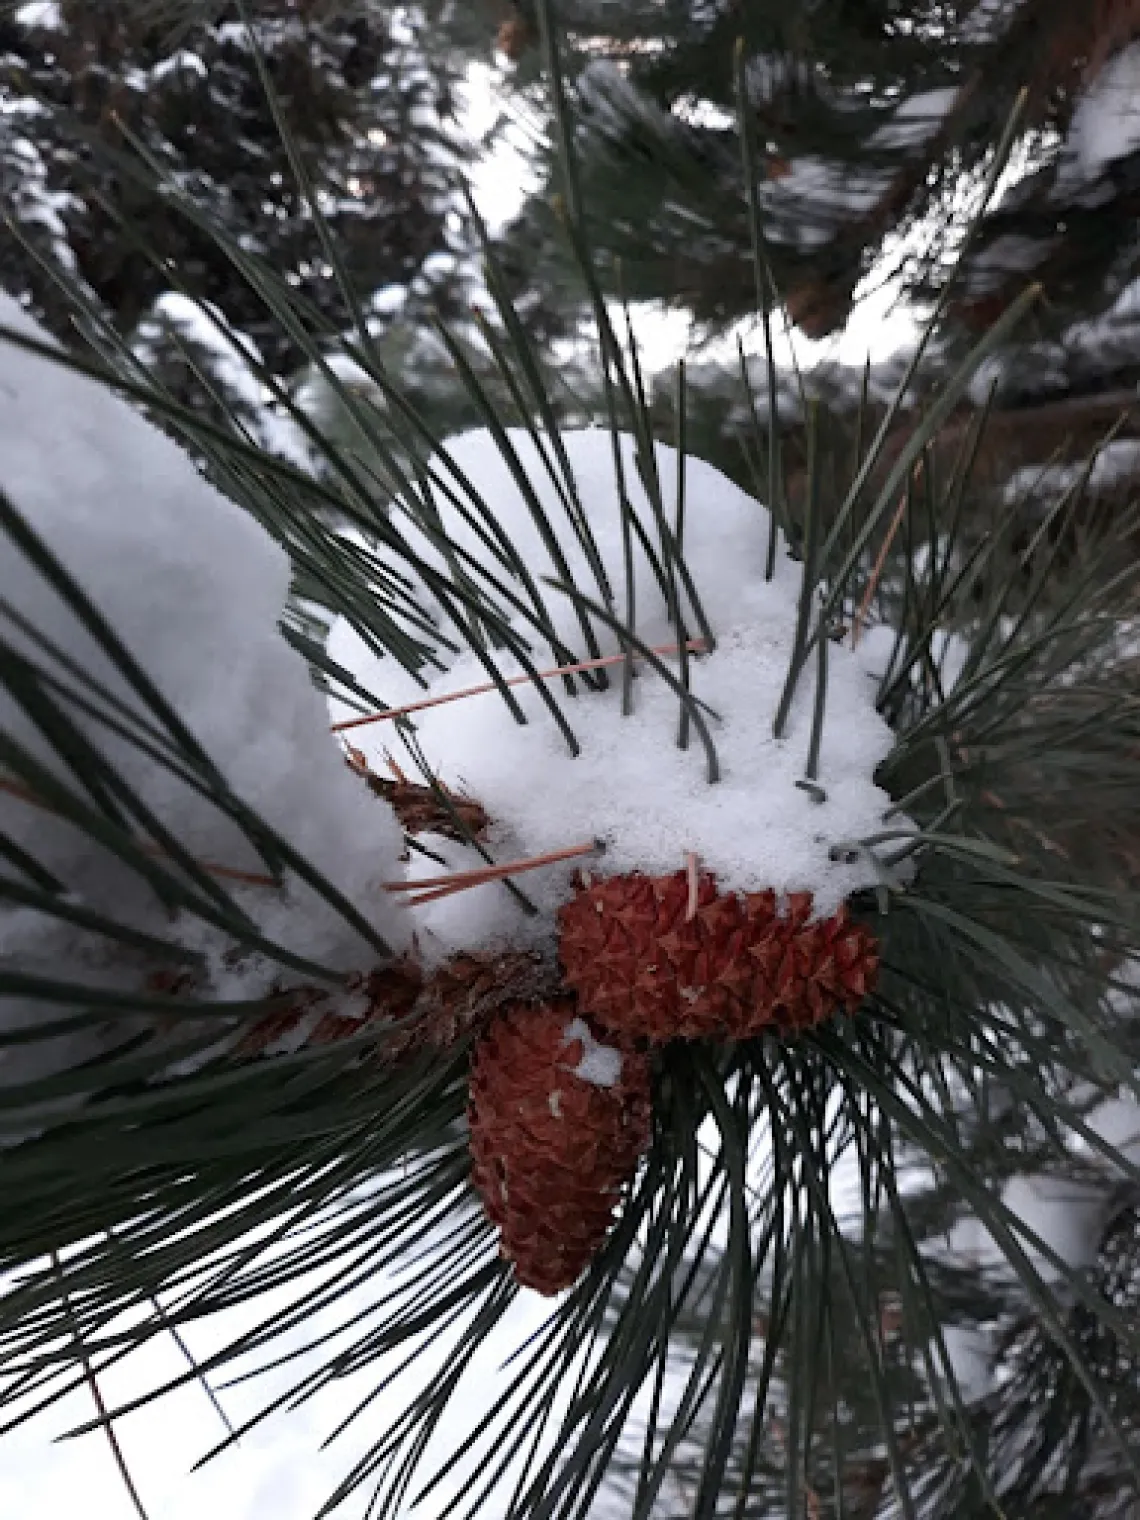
[468,1000,651,1295]
[231,951,550,1062]
[780,902,880,1031]
[557,870,879,1043]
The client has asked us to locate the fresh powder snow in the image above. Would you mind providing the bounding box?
[1057,42,1140,194]
[561,1016,623,1090]
[0,295,411,1092]
[336,427,901,962]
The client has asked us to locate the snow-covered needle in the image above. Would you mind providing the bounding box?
[0,775,279,889]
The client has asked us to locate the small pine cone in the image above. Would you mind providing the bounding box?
[389,949,552,1059]
[468,1000,651,1295]
[370,777,490,843]
[233,960,423,1060]
[234,951,553,1063]
[344,747,490,844]
[558,871,878,1043]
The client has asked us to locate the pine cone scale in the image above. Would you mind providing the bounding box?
[558,870,879,1042]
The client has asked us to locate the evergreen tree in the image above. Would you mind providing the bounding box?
[488,1,1140,330]
[0,0,467,424]
[483,1,1140,502]
[1,6,1140,1520]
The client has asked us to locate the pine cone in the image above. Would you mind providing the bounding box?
[389,949,552,1058]
[468,1000,651,1295]
[343,745,490,843]
[369,776,490,843]
[557,870,878,1043]
[781,901,879,1031]
[233,960,423,1059]
[235,950,551,1062]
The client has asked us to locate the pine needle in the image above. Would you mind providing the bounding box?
[330,641,708,733]
[52,1252,150,1520]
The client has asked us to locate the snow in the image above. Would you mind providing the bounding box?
[151,51,208,83]
[1089,439,1140,490]
[336,427,900,962]
[369,283,409,317]
[760,157,890,250]
[133,293,311,465]
[325,612,425,713]
[1074,1095,1140,1170]
[1063,275,1140,377]
[13,1,61,26]
[940,1322,993,1402]
[999,1173,1105,1280]
[3,137,83,279]
[943,1170,1106,1285]
[1002,462,1083,501]
[933,1159,1114,1403]
[0,296,410,1074]
[870,88,958,152]
[137,292,265,414]
[394,832,554,967]
[1057,42,1140,193]
[215,21,253,48]
[561,1015,623,1088]
[1001,440,1140,503]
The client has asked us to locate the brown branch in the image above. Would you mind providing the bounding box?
[941,389,1140,452]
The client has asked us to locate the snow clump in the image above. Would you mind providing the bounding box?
[0,295,410,1040]
[336,427,901,959]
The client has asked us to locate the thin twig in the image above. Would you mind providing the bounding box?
[52,1251,150,1520]
[330,640,708,732]
[851,485,911,649]
[342,741,370,777]
[390,840,600,906]
[684,851,700,922]
[0,775,279,888]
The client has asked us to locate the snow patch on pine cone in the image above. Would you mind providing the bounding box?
[561,1015,624,1087]
[340,428,900,951]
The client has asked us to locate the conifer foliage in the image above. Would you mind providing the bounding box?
[0,0,464,406]
[0,5,1139,1519]
[493,0,1140,341]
